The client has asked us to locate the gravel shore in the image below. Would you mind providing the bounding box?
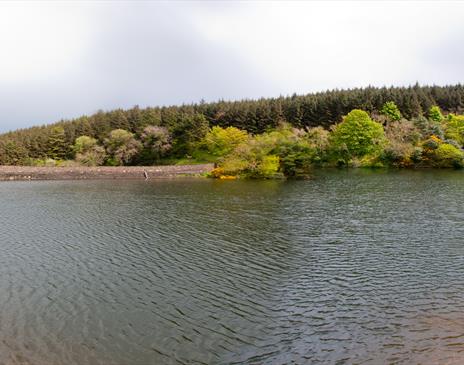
[0,164,214,181]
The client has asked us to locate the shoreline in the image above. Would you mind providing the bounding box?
[0,164,214,181]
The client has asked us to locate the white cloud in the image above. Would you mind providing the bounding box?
[0,2,95,84]
[188,1,464,93]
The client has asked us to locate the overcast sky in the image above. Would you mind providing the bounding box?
[0,1,463,132]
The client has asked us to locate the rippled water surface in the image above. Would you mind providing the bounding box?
[2,170,464,364]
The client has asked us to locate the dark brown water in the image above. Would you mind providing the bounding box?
[1,170,464,364]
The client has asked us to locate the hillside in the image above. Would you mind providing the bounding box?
[0,84,463,165]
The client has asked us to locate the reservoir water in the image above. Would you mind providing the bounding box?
[1,170,464,364]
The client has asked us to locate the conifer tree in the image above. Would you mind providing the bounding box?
[47,126,68,159]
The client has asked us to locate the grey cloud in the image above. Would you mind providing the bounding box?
[0,2,275,131]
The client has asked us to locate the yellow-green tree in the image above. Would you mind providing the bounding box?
[73,136,106,166]
[444,114,464,146]
[429,105,444,122]
[330,109,386,161]
[381,101,402,121]
[204,126,248,156]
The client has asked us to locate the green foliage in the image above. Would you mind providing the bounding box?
[220,156,249,176]
[25,158,58,167]
[267,126,317,176]
[432,143,464,168]
[268,126,331,175]
[73,136,98,154]
[382,142,415,167]
[219,133,281,178]
[216,124,325,178]
[410,147,424,163]
[139,126,172,163]
[429,105,444,122]
[204,126,248,157]
[422,135,442,150]
[275,141,314,177]
[218,126,287,178]
[306,126,329,146]
[259,155,280,177]
[76,149,106,166]
[47,126,68,160]
[170,113,209,156]
[444,114,464,146]
[1,84,464,165]
[104,129,141,166]
[330,109,386,161]
[381,101,401,121]
[2,84,464,174]
[385,120,421,145]
[412,115,444,139]
[73,135,106,166]
[24,158,82,167]
[0,140,29,165]
[221,148,281,179]
[382,120,421,166]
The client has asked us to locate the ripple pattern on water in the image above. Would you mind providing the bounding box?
[0,171,464,364]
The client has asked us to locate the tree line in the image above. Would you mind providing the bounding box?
[209,103,464,178]
[0,84,463,165]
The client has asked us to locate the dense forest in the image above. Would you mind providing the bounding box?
[0,84,463,175]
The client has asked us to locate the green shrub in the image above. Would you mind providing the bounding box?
[306,126,330,158]
[277,142,313,177]
[76,148,106,166]
[432,143,464,168]
[382,141,415,167]
[429,105,444,122]
[220,148,281,179]
[381,101,402,121]
[382,119,423,166]
[256,125,318,177]
[44,158,58,167]
[219,134,277,178]
[104,129,141,166]
[422,135,442,150]
[217,125,306,178]
[412,116,444,139]
[24,158,60,167]
[411,147,423,163]
[73,136,98,154]
[73,136,106,166]
[385,120,421,145]
[258,155,280,178]
[221,155,249,176]
[358,154,385,168]
[444,114,464,146]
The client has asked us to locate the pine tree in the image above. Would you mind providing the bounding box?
[47,126,68,159]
